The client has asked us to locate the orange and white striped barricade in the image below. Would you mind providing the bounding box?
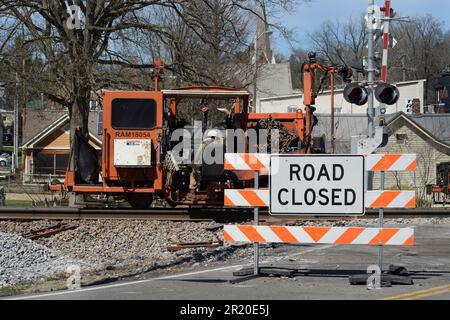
[366,153,417,285]
[365,154,416,172]
[225,154,267,277]
[224,189,416,209]
[225,153,270,175]
[224,225,414,246]
[223,153,417,284]
[225,153,417,174]
[224,153,417,210]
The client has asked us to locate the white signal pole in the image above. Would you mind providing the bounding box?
[381,0,391,82]
[367,0,376,139]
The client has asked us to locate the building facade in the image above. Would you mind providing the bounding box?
[259,79,426,115]
[315,112,450,207]
[21,113,102,184]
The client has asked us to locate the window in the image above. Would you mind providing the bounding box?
[396,134,408,144]
[34,153,54,175]
[111,98,157,130]
[55,154,70,175]
[89,100,98,111]
[34,152,69,175]
[97,111,103,136]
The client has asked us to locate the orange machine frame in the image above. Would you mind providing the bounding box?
[51,58,337,200]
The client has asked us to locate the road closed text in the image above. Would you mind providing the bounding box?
[277,164,357,206]
[270,156,365,215]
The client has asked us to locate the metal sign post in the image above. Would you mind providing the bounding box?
[253,170,259,276]
[378,171,385,273]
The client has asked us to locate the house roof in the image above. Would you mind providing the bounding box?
[22,110,68,143]
[437,72,450,88]
[22,114,102,150]
[384,112,450,152]
[23,110,101,144]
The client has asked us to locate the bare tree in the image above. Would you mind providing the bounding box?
[390,15,450,103]
[288,47,308,89]
[308,15,367,72]
[0,0,298,141]
[307,12,450,100]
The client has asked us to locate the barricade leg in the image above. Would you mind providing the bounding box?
[254,171,259,276]
[349,171,413,287]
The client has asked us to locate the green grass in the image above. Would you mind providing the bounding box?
[5,199,33,207]
[0,285,25,297]
[1,146,14,152]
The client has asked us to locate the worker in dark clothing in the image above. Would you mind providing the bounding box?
[199,99,209,132]
[186,100,210,200]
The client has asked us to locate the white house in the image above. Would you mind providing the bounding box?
[258,79,426,115]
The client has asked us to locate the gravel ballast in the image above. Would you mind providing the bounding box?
[0,232,85,288]
[1,216,450,289]
[0,220,229,288]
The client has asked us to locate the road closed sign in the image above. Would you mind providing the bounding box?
[270,155,365,216]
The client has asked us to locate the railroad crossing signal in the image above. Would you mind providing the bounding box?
[375,83,400,105]
[343,82,400,106]
[343,83,369,106]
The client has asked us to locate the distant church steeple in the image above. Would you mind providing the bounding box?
[256,0,275,64]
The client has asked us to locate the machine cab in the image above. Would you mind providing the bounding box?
[101,91,164,191]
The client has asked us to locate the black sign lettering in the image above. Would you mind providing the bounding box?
[270,156,365,216]
[317,165,331,181]
[345,189,356,205]
[115,131,151,139]
[331,189,342,205]
[292,189,302,205]
[278,189,289,206]
[318,189,330,206]
[304,164,315,181]
[304,189,316,205]
[333,164,344,181]
[290,165,301,181]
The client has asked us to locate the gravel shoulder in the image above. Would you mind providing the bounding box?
[1,216,449,296]
[0,220,230,295]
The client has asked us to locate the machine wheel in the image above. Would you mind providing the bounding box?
[126,194,153,210]
[165,196,178,208]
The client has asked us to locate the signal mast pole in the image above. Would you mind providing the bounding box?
[381,0,391,82]
[367,0,376,139]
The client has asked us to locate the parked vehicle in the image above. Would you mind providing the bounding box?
[0,153,12,167]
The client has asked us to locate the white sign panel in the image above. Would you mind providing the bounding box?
[270,155,365,216]
[114,139,152,168]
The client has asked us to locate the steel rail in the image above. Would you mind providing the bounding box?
[0,207,449,221]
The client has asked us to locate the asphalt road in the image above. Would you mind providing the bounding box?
[6,224,450,300]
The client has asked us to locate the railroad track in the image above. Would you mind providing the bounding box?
[0,207,450,221]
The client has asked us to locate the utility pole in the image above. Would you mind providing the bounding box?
[253,35,258,113]
[13,71,19,175]
[401,55,407,82]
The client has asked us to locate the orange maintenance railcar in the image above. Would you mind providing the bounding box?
[50,56,338,209]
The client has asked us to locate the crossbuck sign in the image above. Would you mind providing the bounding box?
[270,155,365,216]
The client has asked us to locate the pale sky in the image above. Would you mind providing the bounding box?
[274,0,450,55]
